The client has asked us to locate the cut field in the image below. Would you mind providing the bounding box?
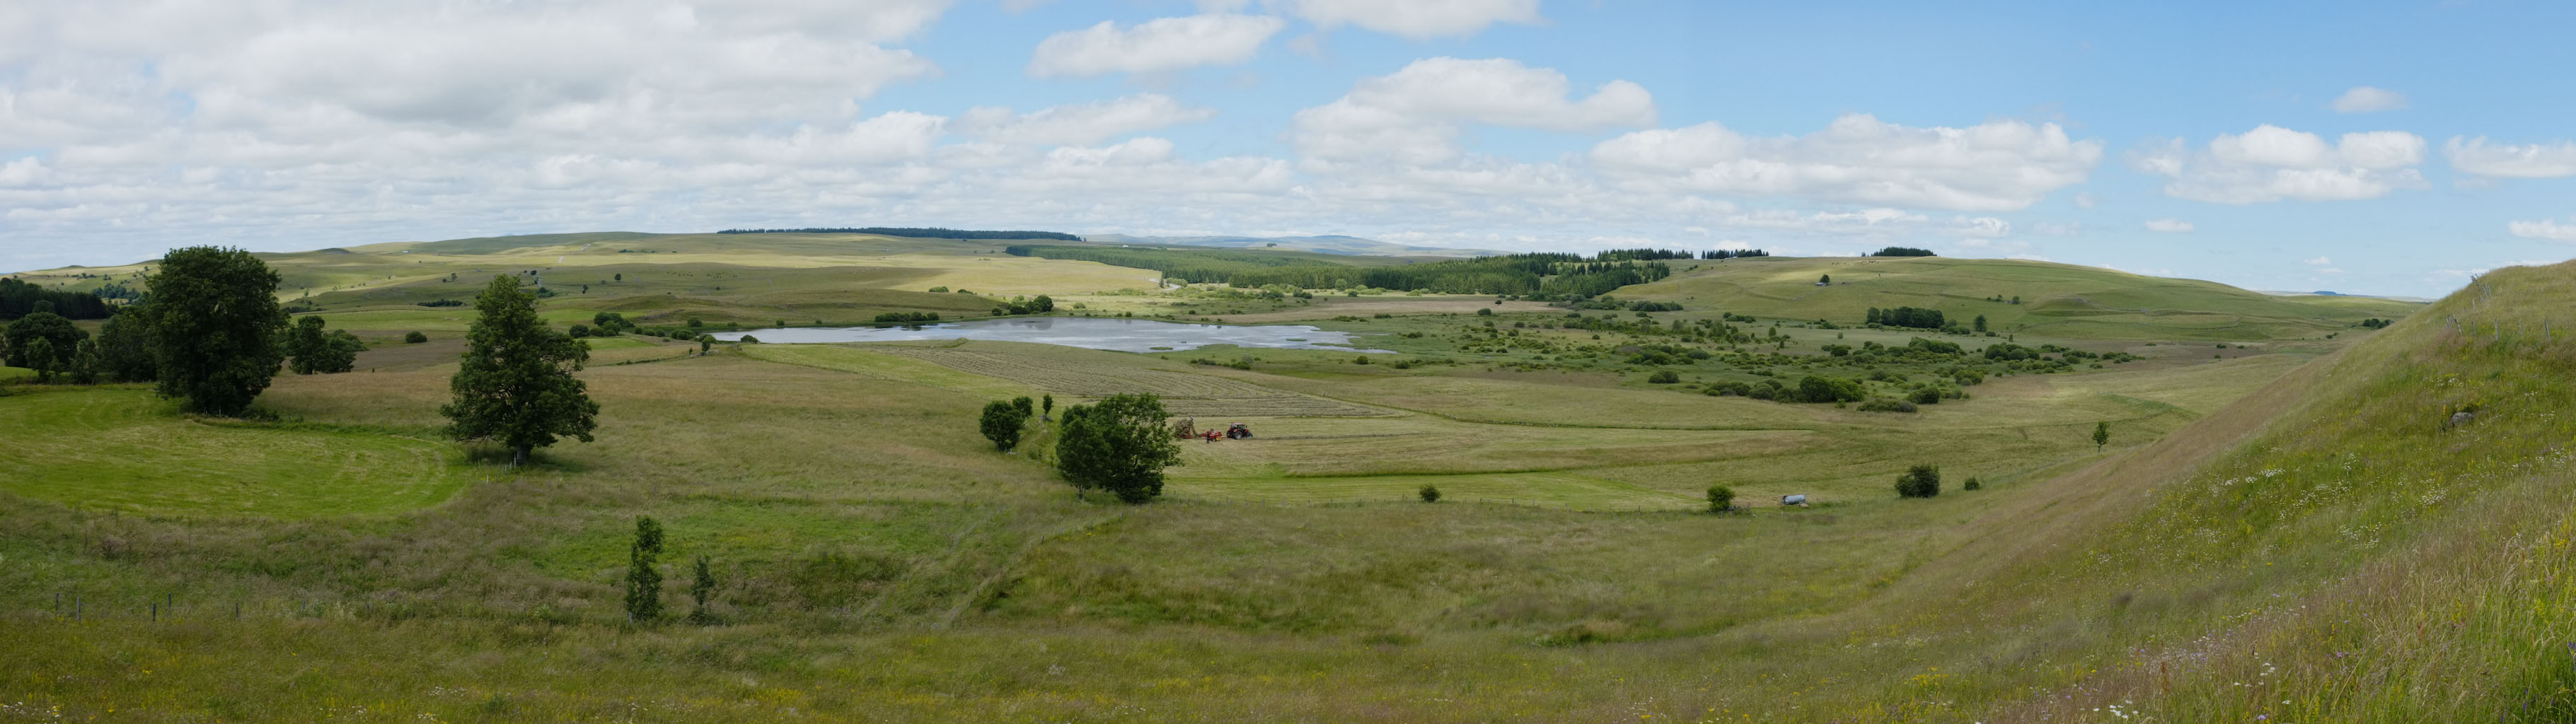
[0,386,468,518]
[828,341,1388,418]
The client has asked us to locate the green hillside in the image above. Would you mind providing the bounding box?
[1626,255,2418,340]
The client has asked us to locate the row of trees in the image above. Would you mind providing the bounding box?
[1,278,114,320]
[1870,247,1937,257]
[1701,249,1769,259]
[1867,306,1947,329]
[717,227,1080,240]
[1002,245,1675,298]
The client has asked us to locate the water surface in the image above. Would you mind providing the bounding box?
[707,317,1390,354]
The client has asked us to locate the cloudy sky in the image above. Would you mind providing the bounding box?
[5,0,2574,296]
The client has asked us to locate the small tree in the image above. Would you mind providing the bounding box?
[441,275,600,467]
[1419,484,1442,503]
[1963,477,1982,491]
[1055,393,1182,503]
[1012,396,1036,419]
[688,555,717,624]
[287,316,328,374]
[140,246,287,416]
[625,516,665,622]
[404,331,429,344]
[1647,370,1680,384]
[23,337,55,383]
[97,308,158,382]
[68,339,100,385]
[1819,274,1832,284]
[981,400,1029,452]
[1707,485,1735,513]
[2092,421,2110,452]
[1041,394,1054,420]
[1895,465,1941,498]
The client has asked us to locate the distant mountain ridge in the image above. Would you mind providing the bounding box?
[1080,234,1498,258]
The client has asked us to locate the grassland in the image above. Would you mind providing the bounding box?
[6,234,2564,722]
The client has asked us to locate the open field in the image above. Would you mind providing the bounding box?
[4,234,2565,722]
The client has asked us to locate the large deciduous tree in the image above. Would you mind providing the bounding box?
[1053,392,1183,504]
[96,306,158,383]
[140,247,286,416]
[286,316,362,374]
[980,400,1029,452]
[4,310,86,373]
[441,275,599,466]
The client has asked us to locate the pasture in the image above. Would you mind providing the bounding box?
[11,233,2565,723]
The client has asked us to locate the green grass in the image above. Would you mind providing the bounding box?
[0,386,468,518]
[1,234,2565,723]
[1628,255,2420,340]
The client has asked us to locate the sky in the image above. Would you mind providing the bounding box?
[4,1,2575,297]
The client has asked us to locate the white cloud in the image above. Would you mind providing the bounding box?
[2304,255,2333,266]
[2508,218,2576,243]
[2144,218,2193,233]
[954,95,1216,146]
[1292,57,1655,165]
[2132,125,2427,203]
[1280,0,1541,39]
[2445,136,2576,178]
[1590,115,2103,211]
[2330,86,2407,113]
[1027,14,1285,78]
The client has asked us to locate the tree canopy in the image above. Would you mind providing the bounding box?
[139,247,286,416]
[0,277,112,320]
[1053,393,1183,503]
[286,316,364,374]
[4,311,87,373]
[1869,247,1937,257]
[441,275,599,466]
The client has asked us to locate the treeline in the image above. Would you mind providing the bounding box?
[1867,306,1946,329]
[1870,247,1937,257]
[1701,249,1770,259]
[1,278,114,320]
[1003,245,1671,298]
[717,227,1081,240]
[1593,248,1695,261]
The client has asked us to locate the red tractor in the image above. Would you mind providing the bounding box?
[1225,423,1252,440]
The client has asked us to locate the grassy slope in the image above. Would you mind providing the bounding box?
[1627,256,2420,340]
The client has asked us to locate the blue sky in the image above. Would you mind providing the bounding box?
[4,0,2573,296]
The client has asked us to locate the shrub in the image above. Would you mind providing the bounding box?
[568,324,591,338]
[1907,387,1942,405]
[1706,486,1735,513]
[1796,375,1866,403]
[1476,308,1494,316]
[1647,370,1680,384]
[405,331,429,344]
[1856,397,1919,413]
[1418,484,1442,503]
[1895,465,1941,498]
[928,286,949,293]
[685,317,703,327]
[980,400,1029,452]
[737,335,760,344]
[1963,477,1982,491]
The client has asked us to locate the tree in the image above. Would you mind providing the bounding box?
[1041,394,1054,420]
[981,400,1029,452]
[1895,465,1941,498]
[96,308,158,383]
[1973,315,1988,333]
[286,317,328,374]
[1012,396,1035,419]
[405,331,429,344]
[1054,393,1183,503]
[140,247,286,416]
[4,311,85,373]
[68,339,100,385]
[441,275,600,467]
[1818,274,1832,284]
[688,555,717,624]
[625,516,665,622]
[23,337,55,383]
[1707,485,1735,513]
[1419,484,1442,503]
[1032,294,1055,313]
[2092,421,2110,452]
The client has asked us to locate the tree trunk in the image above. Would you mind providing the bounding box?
[513,445,531,467]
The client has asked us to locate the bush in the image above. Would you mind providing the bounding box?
[1856,397,1919,413]
[1796,375,1866,403]
[686,317,703,327]
[405,331,429,344]
[1418,484,1441,503]
[1476,308,1494,316]
[1895,465,1941,498]
[1963,477,1982,491]
[1907,387,1942,405]
[1706,486,1734,513]
[1647,370,1680,384]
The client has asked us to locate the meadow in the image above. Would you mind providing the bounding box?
[3,233,2567,722]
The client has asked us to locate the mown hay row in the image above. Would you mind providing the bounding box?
[865,346,1389,418]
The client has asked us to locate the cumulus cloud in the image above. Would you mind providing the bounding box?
[1293,57,1655,164]
[1589,115,2102,211]
[2132,125,2427,203]
[954,95,1216,146]
[2144,218,2193,233]
[2445,136,2576,178]
[2330,86,2407,113]
[2508,218,2576,243]
[1027,14,1284,78]
[1280,0,1542,39]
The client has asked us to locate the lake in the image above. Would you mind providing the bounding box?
[705,317,1392,354]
